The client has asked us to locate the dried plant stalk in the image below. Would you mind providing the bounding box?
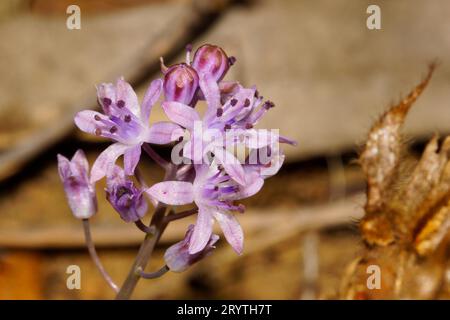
[342,65,450,299]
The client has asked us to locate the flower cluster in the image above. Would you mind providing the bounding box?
[58,44,294,283]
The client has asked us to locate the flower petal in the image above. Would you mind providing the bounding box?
[234,174,264,200]
[116,77,139,116]
[71,149,89,173]
[213,211,243,255]
[147,121,184,144]
[96,82,116,114]
[106,164,126,190]
[141,78,163,120]
[74,110,105,135]
[90,143,130,183]
[146,181,194,205]
[124,144,142,176]
[201,73,221,124]
[57,154,71,180]
[189,206,214,254]
[162,101,200,130]
[213,147,246,185]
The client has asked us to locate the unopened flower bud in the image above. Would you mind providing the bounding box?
[192,44,231,81]
[57,150,97,219]
[163,63,199,105]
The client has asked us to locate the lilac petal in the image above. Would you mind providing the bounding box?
[141,78,163,120]
[162,101,200,130]
[106,165,126,190]
[213,147,246,185]
[71,149,89,173]
[201,74,221,124]
[189,206,214,254]
[234,173,264,200]
[90,143,130,183]
[147,121,183,144]
[116,77,139,116]
[261,152,285,177]
[165,225,219,272]
[146,181,194,205]
[213,211,243,255]
[183,131,206,164]
[96,83,116,114]
[69,149,91,184]
[74,110,104,135]
[57,154,71,180]
[124,144,142,176]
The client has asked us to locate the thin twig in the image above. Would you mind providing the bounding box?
[136,265,169,279]
[82,219,119,293]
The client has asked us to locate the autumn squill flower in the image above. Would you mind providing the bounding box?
[147,163,264,254]
[164,224,219,272]
[75,77,182,182]
[163,83,293,185]
[105,165,148,223]
[59,43,295,299]
[57,149,97,219]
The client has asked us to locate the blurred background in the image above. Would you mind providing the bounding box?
[0,0,449,299]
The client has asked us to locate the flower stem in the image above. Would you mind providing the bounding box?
[164,207,198,223]
[115,163,177,299]
[115,206,168,299]
[134,219,155,234]
[136,265,169,279]
[82,219,119,293]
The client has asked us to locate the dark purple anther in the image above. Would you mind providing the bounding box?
[263,101,275,109]
[103,98,112,107]
[117,100,125,108]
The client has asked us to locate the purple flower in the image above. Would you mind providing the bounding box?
[164,224,219,272]
[163,84,290,185]
[75,77,183,182]
[57,150,97,219]
[163,63,199,105]
[147,164,264,255]
[105,165,148,223]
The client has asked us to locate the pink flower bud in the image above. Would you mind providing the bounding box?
[163,63,199,105]
[192,44,232,81]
